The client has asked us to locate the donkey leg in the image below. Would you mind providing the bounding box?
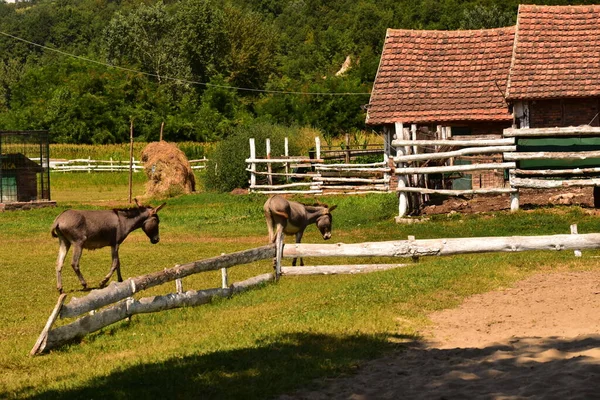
[293,231,304,266]
[70,245,88,290]
[272,224,284,269]
[100,245,120,287]
[55,239,71,293]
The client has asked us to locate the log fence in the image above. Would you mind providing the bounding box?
[31,224,596,355]
[246,137,390,195]
[393,125,600,217]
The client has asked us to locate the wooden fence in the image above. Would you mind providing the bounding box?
[31,224,596,355]
[246,138,390,195]
[48,157,208,173]
[392,125,600,217]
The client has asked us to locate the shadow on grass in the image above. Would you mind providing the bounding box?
[280,335,600,400]
[23,332,409,400]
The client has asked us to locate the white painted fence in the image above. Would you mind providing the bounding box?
[48,157,208,173]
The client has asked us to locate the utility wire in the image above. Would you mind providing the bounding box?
[0,30,372,96]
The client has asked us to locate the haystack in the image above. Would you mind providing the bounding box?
[141,141,195,197]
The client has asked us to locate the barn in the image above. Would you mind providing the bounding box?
[0,130,53,211]
[367,4,600,213]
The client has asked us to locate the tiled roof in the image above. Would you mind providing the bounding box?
[366,27,515,125]
[506,5,600,100]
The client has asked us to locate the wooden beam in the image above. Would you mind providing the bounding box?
[392,138,514,147]
[395,162,515,175]
[503,126,600,137]
[282,233,600,259]
[504,150,600,161]
[394,146,515,163]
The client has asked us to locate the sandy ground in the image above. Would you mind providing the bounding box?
[279,271,600,399]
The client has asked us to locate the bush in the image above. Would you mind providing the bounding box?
[203,122,304,192]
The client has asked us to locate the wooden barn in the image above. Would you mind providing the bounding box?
[367,4,600,214]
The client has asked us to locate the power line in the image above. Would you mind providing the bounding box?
[0,30,372,96]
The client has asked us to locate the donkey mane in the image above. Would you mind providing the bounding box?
[112,206,147,217]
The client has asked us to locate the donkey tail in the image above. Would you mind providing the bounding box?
[51,220,60,238]
[50,211,67,238]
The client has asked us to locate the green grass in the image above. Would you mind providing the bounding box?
[1,173,599,399]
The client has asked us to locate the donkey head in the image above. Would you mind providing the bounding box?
[316,205,337,240]
[141,202,166,244]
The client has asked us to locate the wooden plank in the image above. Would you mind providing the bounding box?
[252,190,323,195]
[314,177,389,183]
[392,138,514,147]
[245,158,324,163]
[396,187,516,195]
[509,176,600,188]
[394,146,515,163]
[315,161,387,168]
[504,126,600,137]
[282,233,600,259]
[504,150,600,161]
[395,162,515,175]
[30,294,67,356]
[513,167,600,176]
[250,182,318,189]
[281,264,409,275]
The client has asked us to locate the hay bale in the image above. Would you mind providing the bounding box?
[141,141,196,197]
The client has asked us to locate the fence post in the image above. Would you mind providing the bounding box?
[315,137,321,161]
[345,133,351,163]
[87,156,91,173]
[221,253,228,288]
[249,138,256,190]
[571,224,582,257]
[284,137,290,183]
[275,231,284,280]
[266,138,272,186]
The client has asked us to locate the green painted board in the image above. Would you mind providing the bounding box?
[517,137,600,169]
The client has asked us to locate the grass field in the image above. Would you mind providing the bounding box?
[1,172,599,399]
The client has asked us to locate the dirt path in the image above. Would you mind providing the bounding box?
[279,271,600,399]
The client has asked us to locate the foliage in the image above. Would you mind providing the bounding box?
[203,121,303,191]
[0,0,596,141]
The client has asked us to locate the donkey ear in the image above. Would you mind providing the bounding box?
[328,205,337,212]
[134,198,141,207]
[154,203,166,212]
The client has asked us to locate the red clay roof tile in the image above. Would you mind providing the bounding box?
[506,5,600,100]
[366,27,515,125]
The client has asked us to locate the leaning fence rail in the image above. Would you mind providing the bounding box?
[32,225,595,355]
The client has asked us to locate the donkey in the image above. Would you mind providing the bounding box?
[50,200,166,293]
[264,195,336,266]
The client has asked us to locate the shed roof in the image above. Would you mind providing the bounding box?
[506,5,600,100]
[366,27,515,125]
